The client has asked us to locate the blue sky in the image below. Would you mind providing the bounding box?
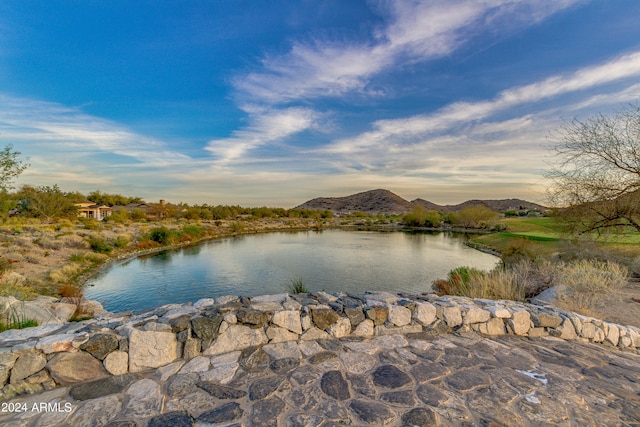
[1,0,639,207]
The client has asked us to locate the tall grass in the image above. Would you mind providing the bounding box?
[433,265,527,301]
[557,259,628,310]
[286,277,309,294]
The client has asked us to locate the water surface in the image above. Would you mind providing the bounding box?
[84,229,499,312]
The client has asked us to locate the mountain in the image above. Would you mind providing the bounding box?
[295,189,415,214]
[297,189,547,214]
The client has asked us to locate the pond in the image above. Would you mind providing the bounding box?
[84,229,500,312]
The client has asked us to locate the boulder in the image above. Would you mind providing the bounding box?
[388,305,412,327]
[103,351,129,376]
[413,302,437,326]
[272,310,302,334]
[10,352,47,383]
[203,325,267,356]
[47,352,107,385]
[128,329,179,372]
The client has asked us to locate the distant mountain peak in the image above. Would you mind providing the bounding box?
[296,189,546,214]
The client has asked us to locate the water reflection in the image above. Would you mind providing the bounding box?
[84,229,499,312]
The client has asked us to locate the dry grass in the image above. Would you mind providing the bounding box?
[555,259,628,313]
[433,265,527,302]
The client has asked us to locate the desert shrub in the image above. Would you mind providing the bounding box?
[0,257,12,276]
[130,208,147,221]
[113,235,130,248]
[501,238,536,267]
[33,237,63,250]
[229,221,245,233]
[147,226,176,245]
[78,217,102,230]
[58,283,83,299]
[59,234,90,249]
[49,264,85,284]
[557,259,628,310]
[182,224,204,239]
[86,236,113,253]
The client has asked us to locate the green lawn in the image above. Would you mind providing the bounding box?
[470,216,640,258]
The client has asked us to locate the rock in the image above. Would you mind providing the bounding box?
[365,291,400,304]
[339,351,377,375]
[78,299,106,317]
[80,333,119,360]
[197,402,244,424]
[372,364,412,389]
[388,305,412,327]
[266,326,299,343]
[300,327,332,341]
[350,399,395,425]
[157,360,185,382]
[123,378,163,418]
[191,315,223,347]
[69,373,137,400]
[52,302,77,322]
[487,304,512,319]
[413,302,437,325]
[179,356,210,373]
[381,390,415,406]
[128,329,179,372]
[167,373,199,397]
[204,325,267,356]
[354,319,375,336]
[104,351,129,375]
[200,351,241,384]
[193,298,215,310]
[508,310,531,336]
[249,376,284,400]
[197,382,247,399]
[0,323,64,341]
[262,341,301,360]
[10,352,47,383]
[237,308,270,326]
[606,324,620,346]
[401,407,437,426]
[321,370,350,400]
[250,397,285,427]
[147,410,193,427]
[46,351,107,385]
[440,305,462,327]
[183,338,201,359]
[311,308,340,330]
[67,395,121,426]
[555,318,577,340]
[581,322,597,339]
[531,311,563,328]
[344,306,365,327]
[477,317,506,335]
[0,352,17,386]
[366,306,389,325]
[36,334,77,354]
[463,306,491,324]
[328,317,351,338]
[251,293,287,311]
[272,310,302,334]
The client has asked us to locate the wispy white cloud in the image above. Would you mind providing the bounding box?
[0,94,191,167]
[325,51,640,155]
[234,0,581,104]
[205,106,324,163]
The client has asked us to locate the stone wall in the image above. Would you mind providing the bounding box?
[1,291,639,401]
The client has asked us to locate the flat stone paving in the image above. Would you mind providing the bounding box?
[1,331,639,426]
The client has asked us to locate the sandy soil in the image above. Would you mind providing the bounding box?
[594,278,640,328]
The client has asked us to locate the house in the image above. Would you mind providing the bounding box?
[75,201,112,221]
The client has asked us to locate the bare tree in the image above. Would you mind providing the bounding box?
[546,104,640,234]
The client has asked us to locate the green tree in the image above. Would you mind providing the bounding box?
[20,185,78,222]
[0,145,29,192]
[546,104,640,234]
[452,205,499,229]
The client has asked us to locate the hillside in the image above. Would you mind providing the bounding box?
[295,189,415,214]
[297,189,546,214]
